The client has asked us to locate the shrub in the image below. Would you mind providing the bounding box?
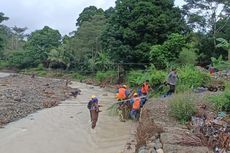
[7,50,39,69]
[178,47,198,65]
[177,65,210,92]
[224,81,230,90]
[209,90,230,112]
[96,71,117,84]
[127,68,167,87]
[211,55,230,70]
[150,33,186,69]
[169,93,196,123]
[70,72,86,81]
[36,70,48,76]
[0,60,9,69]
[126,70,145,87]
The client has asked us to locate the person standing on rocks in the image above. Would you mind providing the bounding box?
[87,95,101,129]
[164,68,177,97]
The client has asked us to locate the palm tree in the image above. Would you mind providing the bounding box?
[95,52,113,71]
[48,48,71,70]
[216,38,230,62]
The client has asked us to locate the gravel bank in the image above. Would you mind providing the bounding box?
[0,74,74,126]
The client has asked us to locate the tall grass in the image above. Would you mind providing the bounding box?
[209,90,230,112]
[169,92,196,123]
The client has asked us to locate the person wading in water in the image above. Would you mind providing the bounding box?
[87,95,101,129]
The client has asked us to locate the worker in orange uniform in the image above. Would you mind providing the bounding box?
[141,80,150,95]
[116,85,129,100]
[129,93,141,121]
[140,80,150,107]
[116,85,130,122]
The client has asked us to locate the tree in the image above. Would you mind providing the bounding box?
[0,12,9,24]
[216,18,230,41]
[26,26,61,67]
[150,33,186,69]
[94,52,113,71]
[76,6,104,27]
[216,38,230,61]
[12,26,27,39]
[48,47,72,70]
[9,26,27,50]
[102,0,186,64]
[7,49,37,69]
[66,13,107,71]
[0,12,9,52]
[178,43,198,66]
[104,7,115,19]
[182,0,230,46]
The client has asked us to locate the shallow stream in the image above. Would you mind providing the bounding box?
[0,81,133,153]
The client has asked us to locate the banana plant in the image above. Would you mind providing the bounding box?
[216,38,230,62]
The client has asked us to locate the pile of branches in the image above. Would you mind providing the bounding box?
[189,105,230,152]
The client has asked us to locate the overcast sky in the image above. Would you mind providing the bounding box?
[0,0,185,35]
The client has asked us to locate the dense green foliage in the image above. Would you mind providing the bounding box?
[25,26,62,67]
[72,15,106,68]
[209,90,230,112]
[169,93,196,123]
[216,38,230,61]
[150,33,186,69]
[211,55,230,70]
[7,50,37,69]
[126,65,211,94]
[96,71,117,84]
[76,6,104,26]
[126,67,167,87]
[0,13,9,55]
[177,65,211,90]
[102,0,186,63]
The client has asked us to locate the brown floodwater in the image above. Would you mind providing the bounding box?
[0,81,133,153]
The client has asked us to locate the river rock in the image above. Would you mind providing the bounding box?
[150,148,157,153]
[102,93,108,96]
[138,146,148,153]
[163,144,212,153]
[14,97,21,102]
[156,149,164,153]
[146,142,155,149]
[160,133,183,145]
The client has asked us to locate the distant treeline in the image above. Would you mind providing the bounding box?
[0,0,229,72]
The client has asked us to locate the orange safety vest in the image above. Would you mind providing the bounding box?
[133,97,141,110]
[141,83,149,94]
[117,88,127,100]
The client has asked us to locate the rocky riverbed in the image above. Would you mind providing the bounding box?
[0,74,75,126]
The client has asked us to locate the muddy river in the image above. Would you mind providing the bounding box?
[0,80,133,153]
